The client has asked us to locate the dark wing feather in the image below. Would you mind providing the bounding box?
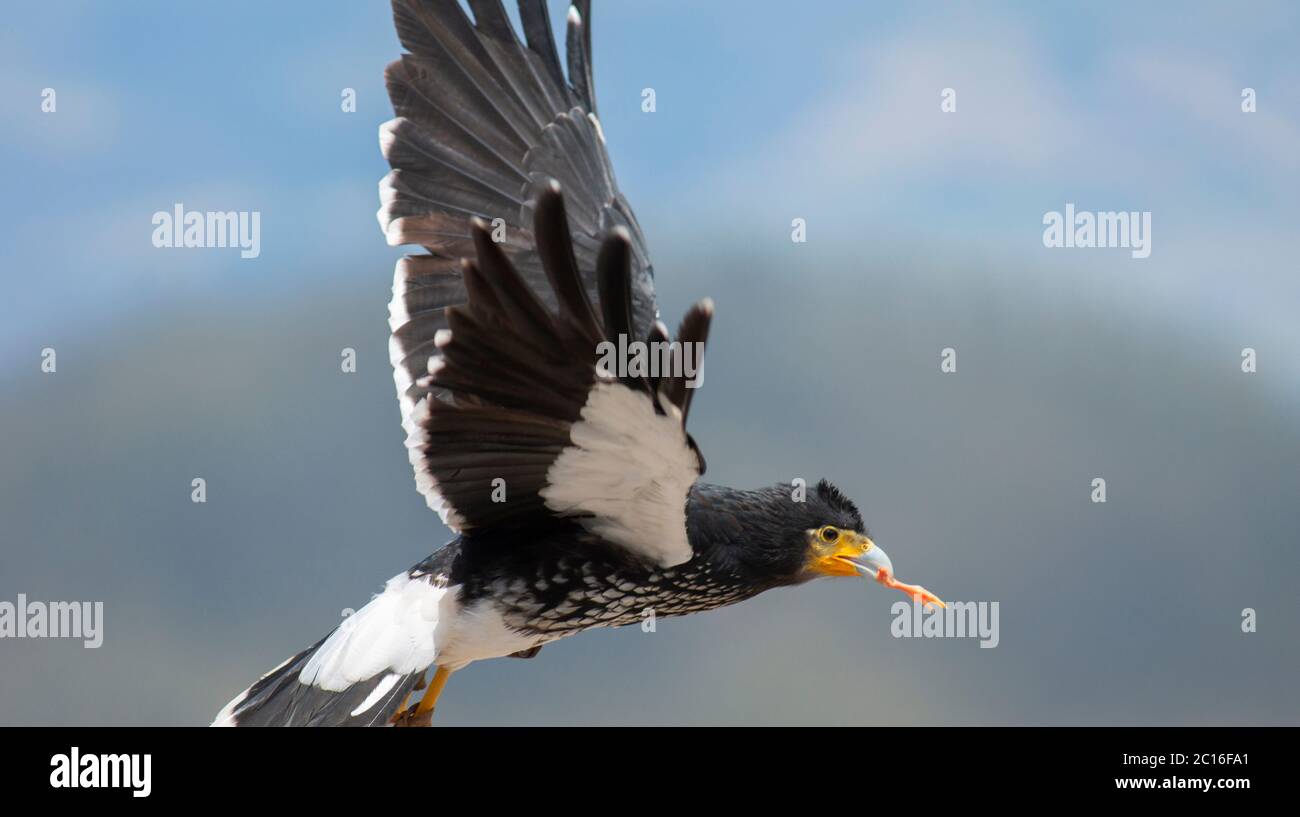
[418,185,707,566]
[379,0,658,524]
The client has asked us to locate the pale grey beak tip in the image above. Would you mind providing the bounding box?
[849,545,893,578]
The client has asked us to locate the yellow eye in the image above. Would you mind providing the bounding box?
[819,526,839,544]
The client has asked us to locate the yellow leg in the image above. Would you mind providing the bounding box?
[415,666,452,717]
[390,666,452,727]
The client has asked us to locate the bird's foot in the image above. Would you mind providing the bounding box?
[390,704,434,727]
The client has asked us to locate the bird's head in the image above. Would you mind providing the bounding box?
[792,480,945,608]
[796,479,878,578]
[691,481,944,607]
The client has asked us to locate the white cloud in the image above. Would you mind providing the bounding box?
[1120,52,1300,171]
[697,18,1091,214]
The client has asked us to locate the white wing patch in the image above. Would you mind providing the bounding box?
[540,381,700,567]
[299,572,455,692]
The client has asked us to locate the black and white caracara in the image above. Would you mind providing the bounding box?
[213,0,943,727]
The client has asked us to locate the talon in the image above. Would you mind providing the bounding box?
[390,704,433,728]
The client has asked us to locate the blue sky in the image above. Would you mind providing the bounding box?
[4,1,1299,396]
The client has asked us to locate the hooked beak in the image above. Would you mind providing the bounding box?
[843,540,893,578]
[818,532,946,610]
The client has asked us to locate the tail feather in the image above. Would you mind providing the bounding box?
[213,568,454,727]
[213,640,425,727]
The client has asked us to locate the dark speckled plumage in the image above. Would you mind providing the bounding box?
[411,480,867,642]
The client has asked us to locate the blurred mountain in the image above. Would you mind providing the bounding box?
[2,243,1296,725]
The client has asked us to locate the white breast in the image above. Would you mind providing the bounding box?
[435,598,552,670]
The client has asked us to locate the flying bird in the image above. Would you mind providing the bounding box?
[214,0,942,727]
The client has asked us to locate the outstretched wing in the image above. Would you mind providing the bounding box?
[422,184,710,566]
[379,1,660,526]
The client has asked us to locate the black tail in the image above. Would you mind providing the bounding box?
[212,639,424,727]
